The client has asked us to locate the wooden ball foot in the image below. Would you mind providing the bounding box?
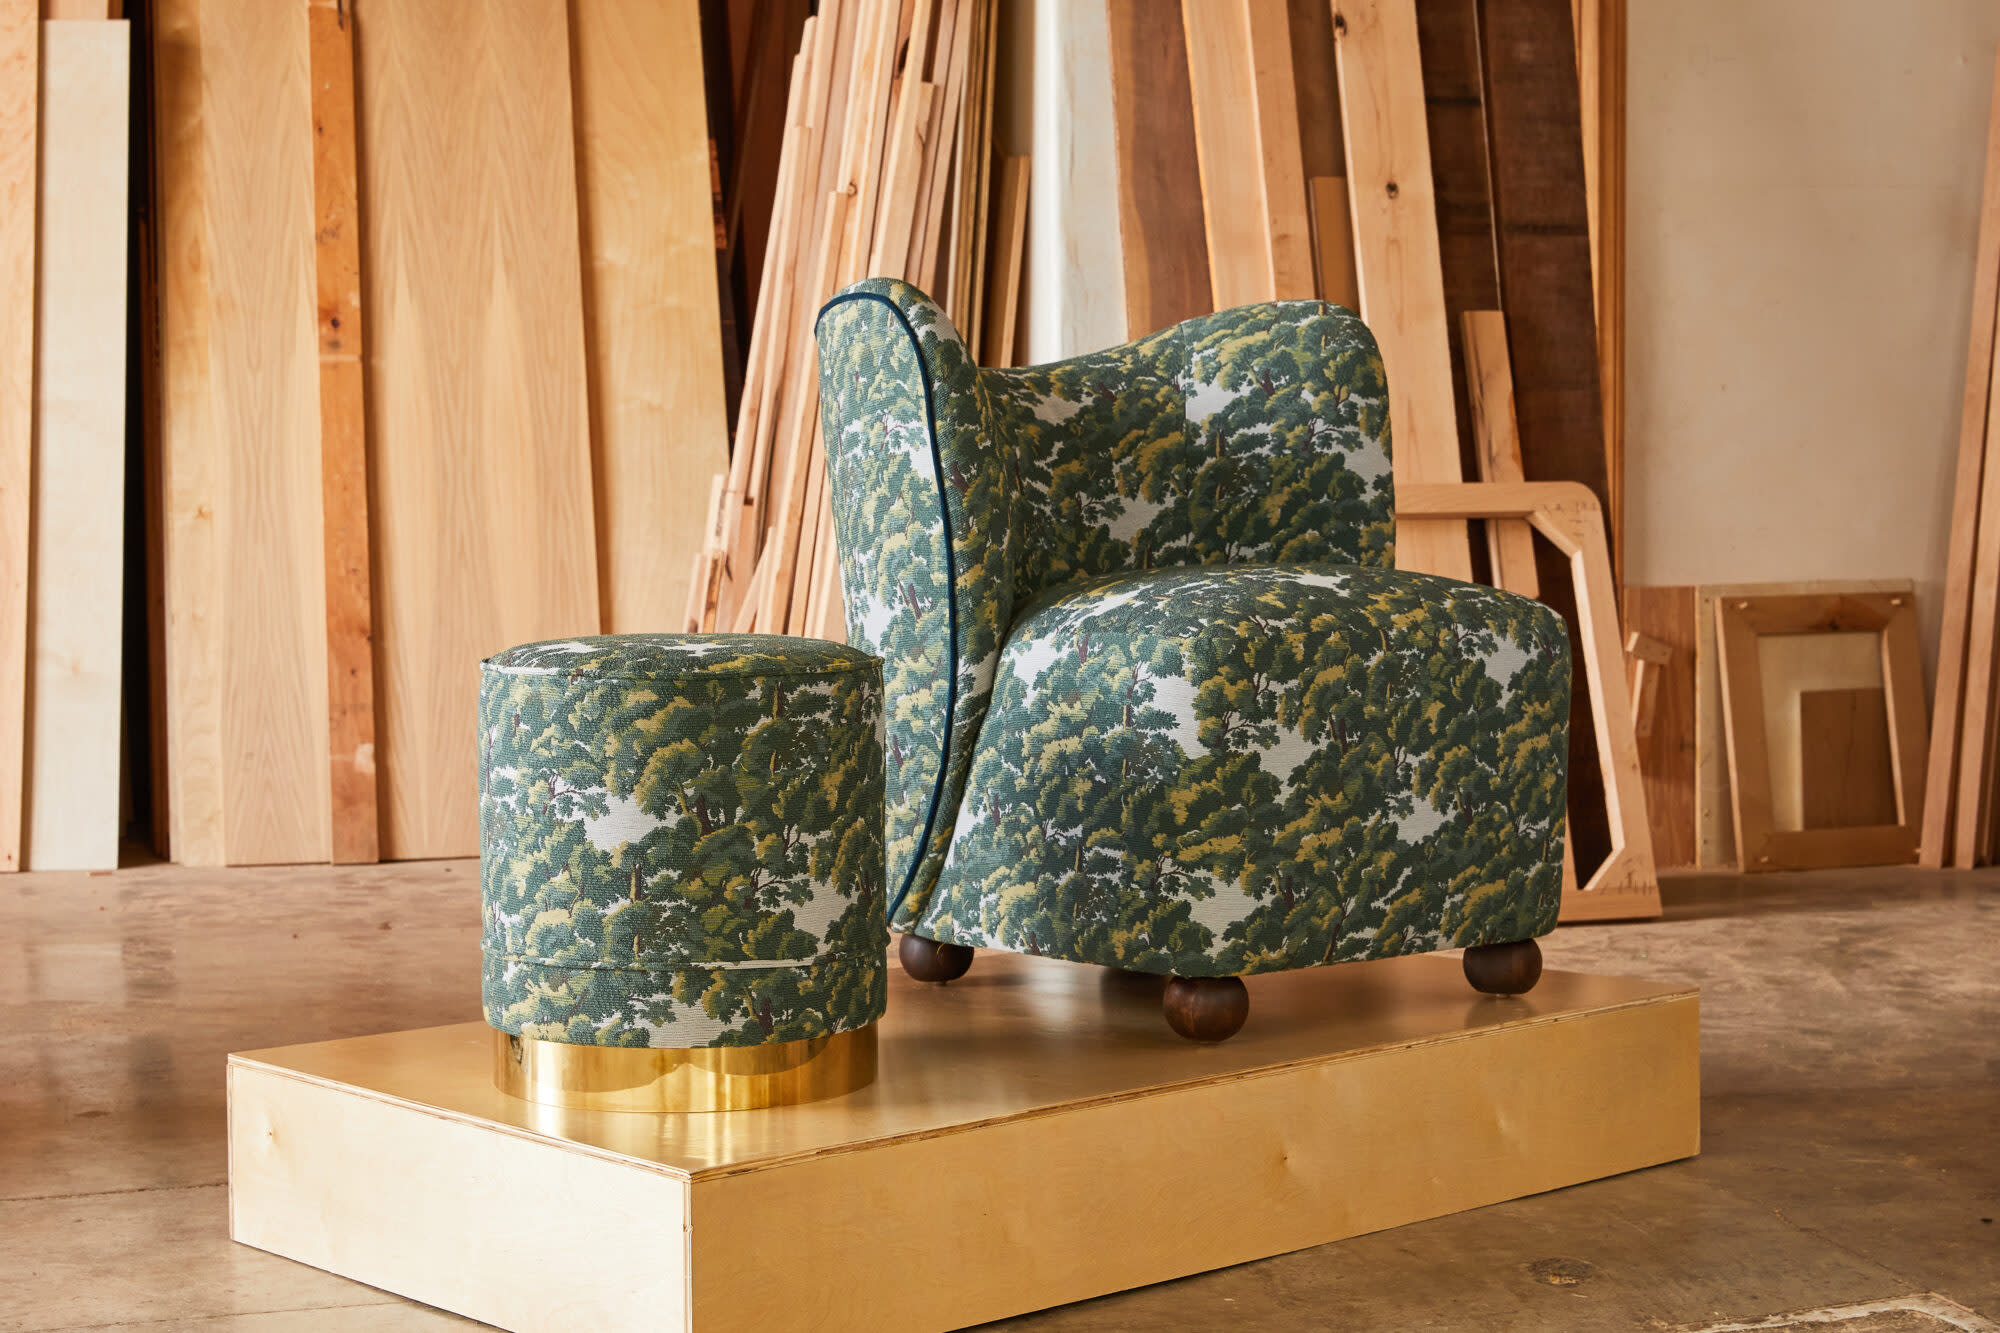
[1463,938,1542,996]
[897,933,974,984]
[1163,976,1249,1041]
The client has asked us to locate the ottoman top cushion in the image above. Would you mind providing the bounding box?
[484,633,878,682]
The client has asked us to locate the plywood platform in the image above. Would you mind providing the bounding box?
[227,951,1699,1332]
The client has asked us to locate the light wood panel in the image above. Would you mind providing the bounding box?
[981,155,1029,367]
[1242,0,1314,299]
[1920,46,2000,868]
[308,0,377,865]
[1332,0,1474,583]
[572,0,729,635]
[0,0,35,872]
[355,0,601,859]
[1572,0,1624,580]
[1800,688,1897,831]
[1106,0,1211,337]
[24,21,128,869]
[230,952,1697,1330]
[1622,585,1696,868]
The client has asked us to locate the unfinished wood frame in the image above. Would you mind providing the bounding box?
[1622,585,1695,868]
[1333,0,1473,584]
[0,0,35,871]
[1714,593,1926,872]
[1397,481,1659,921]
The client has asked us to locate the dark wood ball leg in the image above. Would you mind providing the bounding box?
[1462,938,1543,996]
[897,933,974,983]
[1163,976,1250,1041]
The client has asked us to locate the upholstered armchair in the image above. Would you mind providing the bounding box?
[814,278,1571,1039]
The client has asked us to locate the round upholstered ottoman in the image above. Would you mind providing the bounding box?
[478,633,887,1111]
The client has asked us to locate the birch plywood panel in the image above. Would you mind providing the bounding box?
[25,21,128,869]
[572,0,729,634]
[196,0,331,865]
[355,0,600,860]
[0,0,35,872]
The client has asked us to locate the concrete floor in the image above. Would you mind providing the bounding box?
[0,861,1994,1331]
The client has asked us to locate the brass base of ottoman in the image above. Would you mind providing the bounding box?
[492,1024,877,1113]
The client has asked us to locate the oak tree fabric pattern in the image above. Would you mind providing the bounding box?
[480,634,888,1048]
[815,279,1569,977]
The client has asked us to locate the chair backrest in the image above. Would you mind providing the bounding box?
[814,280,1394,929]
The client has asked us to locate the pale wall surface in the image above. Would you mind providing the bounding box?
[1626,1,2000,665]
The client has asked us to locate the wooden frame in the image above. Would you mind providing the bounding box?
[1714,593,1927,872]
[1397,481,1658,920]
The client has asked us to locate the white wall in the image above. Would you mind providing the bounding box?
[1625,2,2000,664]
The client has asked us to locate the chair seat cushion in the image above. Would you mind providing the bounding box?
[917,564,1572,977]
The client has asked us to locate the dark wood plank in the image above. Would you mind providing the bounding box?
[1800,688,1899,830]
[1623,585,1696,867]
[1287,0,1342,179]
[1107,0,1211,337]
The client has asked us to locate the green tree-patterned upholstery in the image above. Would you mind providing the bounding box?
[815,278,1569,978]
[479,635,888,1047]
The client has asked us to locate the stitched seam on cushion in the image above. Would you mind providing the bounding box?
[489,951,880,974]
[482,663,880,682]
[815,290,960,922]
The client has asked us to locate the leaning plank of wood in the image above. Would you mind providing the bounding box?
[1106,0,1211,337]
[1622,585,1696,868]
[1242,0,1314,299]
[1396,481,1660,920]
[356,0,600,859]
[307,0,377,865]
[1956,310,2000,867]
[1572,0,1625,584]
[982,155,1029,367]
[1332,0,1474,584]
[573,0,730,636]
[0,0,35,871]
[1460,311,1537,598]
[158,0,331,865]
[26,21,129,869]
[1182,1,1274,307]
[1307,176,1359,309]
[1921,45,2000,867]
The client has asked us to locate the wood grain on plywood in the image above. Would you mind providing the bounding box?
[1800,688,1897,831]
[572,0,729,636]
[0,0,35,871]
[25,21,128,869]
[1106,0,1211,336]
[356,0,600,859]
[1332,0,1473,584]
[309,0,377,865]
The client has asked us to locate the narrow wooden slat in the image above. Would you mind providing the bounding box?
[357,0,600,859]
[1572,0,1625,580]
[0,0,36,870]
[981,155,1029,368]
[1957,320,2000,867]
[1307,176,1358,309]
[1106,0,1210,337]
[1621,585,1696,868]
[1460,310,1537,598]
[1243,0,1314,300]
[24,20,129,869]
[573,0,730,635]
[1920,45,2000,867]
[308,0,377,865]
[1331,0,1473,583]
[1183,1,1268,308]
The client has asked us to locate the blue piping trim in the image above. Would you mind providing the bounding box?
[814,290,962,925]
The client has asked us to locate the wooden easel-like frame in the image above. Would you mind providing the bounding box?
[1397,482,1660,922]
[1713,593,1927,872]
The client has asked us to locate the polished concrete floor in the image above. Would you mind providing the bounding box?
[1,860,1994,1331]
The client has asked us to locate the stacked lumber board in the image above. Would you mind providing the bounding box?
[0,6,131,872]
[1922,45,2000,869]
[683,0,1029,639]
[146,0,729,865]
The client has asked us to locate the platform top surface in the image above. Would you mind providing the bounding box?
[230,952,1695,1180]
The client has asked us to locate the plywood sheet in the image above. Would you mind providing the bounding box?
[0,0,36,872]
[1106,0,1211,337]
[1332,0,1473,583]
[572,0,729,634]
[1800,688,1897,831]
[355,0,600,859]
[25,21,128,869]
